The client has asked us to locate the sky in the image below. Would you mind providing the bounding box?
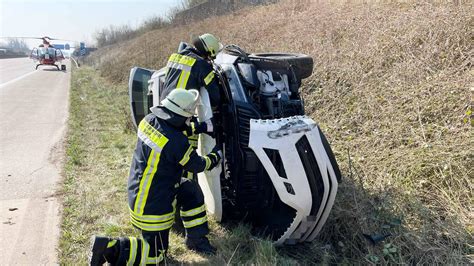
[0,0,178,48]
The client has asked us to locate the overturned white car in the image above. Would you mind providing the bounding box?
[128,45,342,245]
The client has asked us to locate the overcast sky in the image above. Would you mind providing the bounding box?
[0,0,178,48]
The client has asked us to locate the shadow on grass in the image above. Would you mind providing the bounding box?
[277,176,470,264]
[200,175,470,264]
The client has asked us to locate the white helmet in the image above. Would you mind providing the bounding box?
[161,89,199,117]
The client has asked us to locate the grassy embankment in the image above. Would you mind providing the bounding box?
[62,0,472,264]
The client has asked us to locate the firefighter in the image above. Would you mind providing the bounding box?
[160,33,223,181]
[159,33,223,107]
[90,89,221,265]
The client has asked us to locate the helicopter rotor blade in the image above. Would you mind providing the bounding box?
[0,37,43,40]
[1,36,75,42]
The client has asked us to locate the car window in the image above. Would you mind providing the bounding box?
[223,65,247,103]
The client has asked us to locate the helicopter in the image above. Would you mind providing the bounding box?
[29,36,68,71]
[1,36,72,70]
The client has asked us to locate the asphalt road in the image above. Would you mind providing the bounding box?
[0,58,69,264]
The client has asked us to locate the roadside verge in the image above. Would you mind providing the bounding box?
[59,67,137,264]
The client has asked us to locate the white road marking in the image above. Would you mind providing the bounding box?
[0,70,37,89]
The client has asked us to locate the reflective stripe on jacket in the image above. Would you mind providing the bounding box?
[160,44,220,107]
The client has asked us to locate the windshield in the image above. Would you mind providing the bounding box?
[38,47,56,55]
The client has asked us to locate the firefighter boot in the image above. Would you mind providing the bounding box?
[89,236,120,266]
[185,236,217,255]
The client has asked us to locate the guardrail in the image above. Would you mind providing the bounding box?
[70,56,80,68]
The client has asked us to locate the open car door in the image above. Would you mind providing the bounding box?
[128,67,154,127]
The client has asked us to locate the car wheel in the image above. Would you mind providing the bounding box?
[250,53,313,80]
[61,65,66,71]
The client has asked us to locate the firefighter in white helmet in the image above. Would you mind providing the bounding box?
[90,89,221,265]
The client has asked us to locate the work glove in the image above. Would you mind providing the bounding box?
[206,145,222,170]
[191,118,215,137]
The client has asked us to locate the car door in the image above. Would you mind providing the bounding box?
[128,67,154,128]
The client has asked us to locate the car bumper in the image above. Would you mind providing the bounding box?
[248,115,339,244]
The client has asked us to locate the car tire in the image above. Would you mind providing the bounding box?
[250,53,314,80]
[61,65,66,71]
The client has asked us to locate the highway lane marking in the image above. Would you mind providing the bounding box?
[0,70,37,89]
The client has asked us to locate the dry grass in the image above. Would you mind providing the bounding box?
[77,0,473,264]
